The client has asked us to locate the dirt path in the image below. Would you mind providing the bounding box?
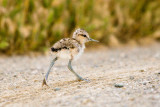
[0,44,160,107]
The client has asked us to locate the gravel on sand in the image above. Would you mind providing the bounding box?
[0,43,160,107]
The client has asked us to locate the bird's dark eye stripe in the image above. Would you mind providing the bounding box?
[83,35,87,37]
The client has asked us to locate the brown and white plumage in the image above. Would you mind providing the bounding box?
[42,28,98,86]
[51,38,82,60]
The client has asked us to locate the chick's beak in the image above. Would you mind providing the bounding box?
[89,38,99,42]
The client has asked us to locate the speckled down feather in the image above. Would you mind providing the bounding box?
[51,38,81,52]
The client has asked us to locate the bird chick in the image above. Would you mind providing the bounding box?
[42,28,98,86]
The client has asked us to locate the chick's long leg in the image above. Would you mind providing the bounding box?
[42,57,58,86]
[68,59,89,82]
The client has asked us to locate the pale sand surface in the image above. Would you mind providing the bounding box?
[0,43,160,107]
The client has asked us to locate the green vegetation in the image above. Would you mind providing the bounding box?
[0,0,160,54]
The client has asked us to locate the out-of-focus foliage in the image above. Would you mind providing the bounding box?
[0,0,160,54]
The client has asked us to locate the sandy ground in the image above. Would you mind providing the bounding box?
[0,43,160,107]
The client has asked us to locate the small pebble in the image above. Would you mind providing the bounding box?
[34,80,38,82]
[13,75,17,77]
[114,83,124,88]
[54,88,61,91]
[77,86,81,88]
[140,69,146,72]
[143,82,147,85]
[152,85,155,88]
[129,76,134,80]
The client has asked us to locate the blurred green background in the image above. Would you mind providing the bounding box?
[0,0,160,55]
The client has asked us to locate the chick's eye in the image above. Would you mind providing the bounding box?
[83,35,87,37]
